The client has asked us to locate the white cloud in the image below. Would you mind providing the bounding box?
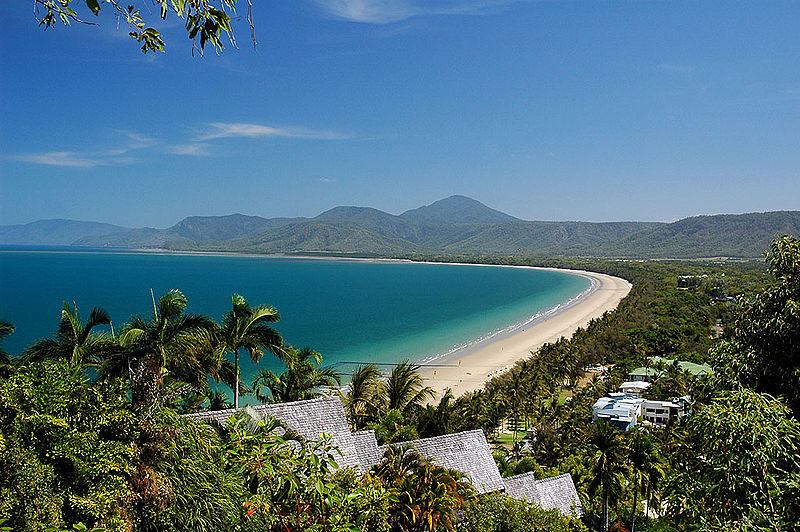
[11,129,158,167]
[315,0,419,23]
[198,122,351,141]
[14,151,108,168]
[11,122,351,168]
[312,0,527,23]
[165,143,211,156]
[319,177,337,182]
[115,130,157,148]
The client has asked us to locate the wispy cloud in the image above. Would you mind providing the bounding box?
[164,143,211,156]
[13,151,109,168]
[198,122,351,141]
[12,150,140,167]
[312,0,527,24]
[12,121,353,167]
[115,130,157,148]
[319,177,337,183]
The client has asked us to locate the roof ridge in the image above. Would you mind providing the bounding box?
[397,428,485,445]
[506,471,537,480]
[184,395,343,419]
[536,473,571,482]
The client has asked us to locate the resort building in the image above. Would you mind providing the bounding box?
[185,395,583,517]
[381,430,505,494]
[503,472,584,516]
[592,392,692,429]
[184,396,367,471]
[627,356,713,383]
[642,396,691,425]
[618,380,650,396]
[592,393,644,430]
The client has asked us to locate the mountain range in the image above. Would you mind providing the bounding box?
[2,195,799,259]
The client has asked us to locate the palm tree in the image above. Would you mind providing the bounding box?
[252,346,340,403]
[588,421,627,531]
[220,293,283,409]
[344,363,383,430]
[113,289,220,407]
[207,388,234,411]
[416,388,457,438]
[384,360,434,415]
[0,320,16,377]
[373,444,473,531]
[456,390,491,433]
[507,368,526,447]
[626,430,663,532]
[372,443,428,486]
[26,302,117,368]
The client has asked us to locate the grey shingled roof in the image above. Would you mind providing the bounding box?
[503,472,584,517]
[184,396,364,471]
[352,430,381,468]
[380,429,504,494]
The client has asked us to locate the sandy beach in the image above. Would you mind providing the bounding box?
[420,268,631,398]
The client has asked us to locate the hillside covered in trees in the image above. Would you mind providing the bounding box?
[3,196,799,259]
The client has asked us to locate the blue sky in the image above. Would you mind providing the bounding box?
[1,1,798,227]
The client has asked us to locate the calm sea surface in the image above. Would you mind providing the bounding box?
[0,249,590,387]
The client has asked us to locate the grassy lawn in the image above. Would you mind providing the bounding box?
[490,431,527,447]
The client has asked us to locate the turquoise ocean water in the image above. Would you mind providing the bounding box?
[0,249,590,388]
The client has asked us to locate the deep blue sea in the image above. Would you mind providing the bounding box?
[0,248,590,389]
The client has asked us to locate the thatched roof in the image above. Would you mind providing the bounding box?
[184,396,364,471]
[352,430,381,468]
[380,429,504,494]
[502,472,584,517]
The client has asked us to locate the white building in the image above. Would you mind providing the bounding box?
[592,392,692,430]
[642,396,691,425]
[618,381,650,396]
[592,393,644,430]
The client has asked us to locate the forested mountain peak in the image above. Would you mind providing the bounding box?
[0,219,132,246]
[167,213,274,242]
[3,200,799,259]
[399,195,519,224]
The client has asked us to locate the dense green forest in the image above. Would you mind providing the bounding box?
[3,196,800,259]
[1,236,799,531]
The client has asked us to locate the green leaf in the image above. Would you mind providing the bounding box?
[86,0,100,16]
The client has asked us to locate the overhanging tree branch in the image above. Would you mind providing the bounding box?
[32,0,256,55]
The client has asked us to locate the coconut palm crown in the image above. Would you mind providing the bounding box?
[385,360,435,414]
[344,363,383,431]
[221,293,283,409]
[26,302,116,368]
[115,289,220,407]
[252,346,340,403]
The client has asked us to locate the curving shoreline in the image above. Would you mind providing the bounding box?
[2,248,631,398]
[419,268,631,399]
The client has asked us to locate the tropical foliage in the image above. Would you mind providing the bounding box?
[456,493,588,532]
[665,389,800,531]
[372,444,473,532]
[220,293,282,408]
[26,302,116,368]
[2,234,800,531]
[252,346,340,403]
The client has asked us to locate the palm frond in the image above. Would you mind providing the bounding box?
[25,338,61,362]
[81,306,111,344]
[0,320,14,341]
[158,289,188,322]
